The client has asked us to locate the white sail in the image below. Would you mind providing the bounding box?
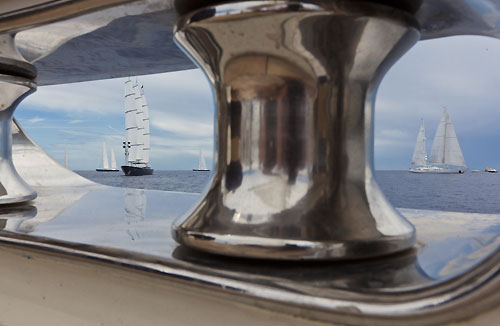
[442,110,466,167]
[411,119,427,165]
[198,150,208,170]
[429,108,466,167]
[110,148,117,170]
[133,81,144,162]
[124,78,138,162]
[102,142,109,169]
[140,88,151,164]
[429,113,445,165]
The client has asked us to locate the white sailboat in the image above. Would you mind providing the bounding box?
[97,142,119,172]
[110,148,118,170]
[409,107,466,174]
[193,150,210,171]
[122,78,153,176]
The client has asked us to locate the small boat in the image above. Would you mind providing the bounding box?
[193,150,210,171]
[471,170,480,173]
[96,142,119,172]
[121,78,154,176]
[485,167,497,173]
[409,108,467,174]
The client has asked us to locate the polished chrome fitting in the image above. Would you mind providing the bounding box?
[0,34,37,204]
[173,1,420,260]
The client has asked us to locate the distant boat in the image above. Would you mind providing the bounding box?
[122,78,153,176]
[471,170,480,173]
[409,107,467,174]
[96,142,119,172]
[485,167,497,173]
[193,150,210,172]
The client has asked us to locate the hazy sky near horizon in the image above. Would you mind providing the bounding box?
[15,35,500,171]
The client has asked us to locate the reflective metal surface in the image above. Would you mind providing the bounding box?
[0,0,499,324]
[0,34,38,204]
[2,183,500,325]
[172,1,418,260]
[0,0,493,85]
[14,0,196,85]
[12,118,93,187]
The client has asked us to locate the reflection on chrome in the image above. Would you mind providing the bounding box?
[0,34,37,204]
[125,188,146,241]
[172,1,417,260]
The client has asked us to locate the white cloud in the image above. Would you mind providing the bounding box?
[27,117,44,123]
[151,111,213,138]
[23,69,213,116]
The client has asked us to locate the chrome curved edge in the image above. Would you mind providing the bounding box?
[12,118,94,188]
[172,1,418,260]
[0,34,38,204]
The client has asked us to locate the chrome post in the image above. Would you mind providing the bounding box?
[0,34,37,204]
[173,1,419,260]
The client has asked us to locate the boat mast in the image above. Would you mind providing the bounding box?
[133,78,144,165]
[442,107,447,167]
[124,77,138,165]
[411,119,428,167]
[140,86,151,166]
[102,142,109,169]
[110,148,117,170]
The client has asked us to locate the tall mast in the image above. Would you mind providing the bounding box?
[429,108,447,165]
[111,147,117,170]
[429,106,466,167]
[132,78,144,163]
[140,86,151,165]
[443,107,466,167]
[102,142,109,169]
[442,107,448,166]
[411,119,427,166]
[124,77,138,164]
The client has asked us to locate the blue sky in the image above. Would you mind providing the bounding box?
[15,35,500,171]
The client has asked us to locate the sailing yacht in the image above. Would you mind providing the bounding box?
[96,142,119,172]
[409,107,467,174]
[122,78,153,176]
[193,150,210,171]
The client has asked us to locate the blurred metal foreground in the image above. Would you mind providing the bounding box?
[0,0,499,325]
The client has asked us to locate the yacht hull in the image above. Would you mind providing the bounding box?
[409,167,466,174]
[121,166,154,176]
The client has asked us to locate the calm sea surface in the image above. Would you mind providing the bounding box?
[75,170,500,214]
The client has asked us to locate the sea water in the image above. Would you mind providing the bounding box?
[76,170,211,194]
[76,170,500,214]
